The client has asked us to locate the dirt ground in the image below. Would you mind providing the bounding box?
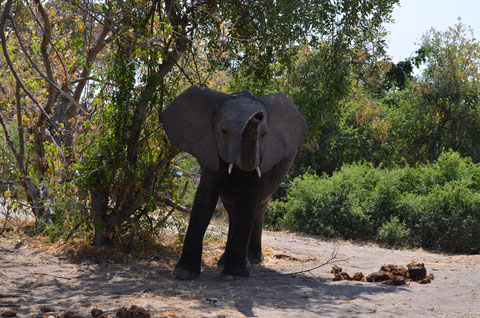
[1,220,480,318]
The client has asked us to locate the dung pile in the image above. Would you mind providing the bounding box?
[331,262,434,286]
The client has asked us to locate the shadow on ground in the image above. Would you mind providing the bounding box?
[7,251,409,317]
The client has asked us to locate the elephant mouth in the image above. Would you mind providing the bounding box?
[228,163,261,178]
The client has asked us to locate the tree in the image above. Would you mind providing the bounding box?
[276,0,399,174]
[389,22,480,164]
[383,60,414,91]
[0,0,109,224]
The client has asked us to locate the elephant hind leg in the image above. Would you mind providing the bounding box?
[247,202,267,265]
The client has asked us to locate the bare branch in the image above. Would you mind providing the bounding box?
[0,0,59,134]
[15,83,24,169]
[171,164,200,182]
[160,197,191,214]
[8,15,88,115]
[70,76,116,87]
[0,180,18,185]
[63,16,111,164]
[174,58,195,85]
[27,0,69,87]
[158,180,191,225]
[32,0,61,114]
[285,245,349,276]
[30,272,73,280]
[65,0,171,49]
[68,17,110,114]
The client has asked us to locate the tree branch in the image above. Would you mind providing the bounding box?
[7,15,88,115]
[0,180,18,185]
[15,82,24,169]
[27,0,69,88]
[33,0,59,115]
[64,16,111,163]
[284,245,348,276]
[159,196,191,214]
[0,0,59,134]
[171,164,200,183]
[66,0,172,50]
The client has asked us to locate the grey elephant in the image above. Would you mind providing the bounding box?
[161,85,306,280]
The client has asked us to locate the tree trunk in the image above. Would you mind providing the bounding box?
[91,186,116,246]
[24,178,52,225]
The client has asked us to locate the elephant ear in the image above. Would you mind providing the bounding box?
[258,93,306,172]
[161,86,229,171]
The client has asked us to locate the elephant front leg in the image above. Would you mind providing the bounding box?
[216,202,235,267]
[174,171,219,280]
[221,173,262,279]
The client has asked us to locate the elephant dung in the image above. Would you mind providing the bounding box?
[115,305,151,318]
[330,265,343,274]
[333,271,352,281]
[332,262,434,285]
[419,274,435,284]
[366,271,390,283]
[380,264,408,277]
[407,262,427,280]
[352,272,366,281]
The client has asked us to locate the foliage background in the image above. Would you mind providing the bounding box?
[1,0,480,253]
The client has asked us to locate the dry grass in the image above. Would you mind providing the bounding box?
[1,217,313,272]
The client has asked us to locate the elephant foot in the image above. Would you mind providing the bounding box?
[173,257,201,280]
[217,253,226,267]
[221,262,250,280]
[173,265,200,280]
[221,272,250,281]
[248,252,264,265]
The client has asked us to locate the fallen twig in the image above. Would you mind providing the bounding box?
[285,244,348,276]
[0,294,20,298]
[31,272,73,280]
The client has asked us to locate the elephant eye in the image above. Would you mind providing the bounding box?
[221,128,228,135]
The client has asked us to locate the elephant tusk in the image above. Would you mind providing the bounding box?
[256,166,261,178]
[228,163,233,174]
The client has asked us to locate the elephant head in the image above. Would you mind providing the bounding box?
[161,86,306,174]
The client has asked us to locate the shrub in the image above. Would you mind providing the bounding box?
[265,200,287,231]
[377,216,410,246]
[268,151,480,253]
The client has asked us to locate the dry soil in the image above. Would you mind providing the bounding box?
[1,221,479,317]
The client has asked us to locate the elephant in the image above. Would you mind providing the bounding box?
[161,85,306,280]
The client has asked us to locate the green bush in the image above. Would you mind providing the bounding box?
[377,216,410,246]
[269,151,480,253]
[265,200,287,231]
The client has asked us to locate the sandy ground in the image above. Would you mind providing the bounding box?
[1,221,480,318]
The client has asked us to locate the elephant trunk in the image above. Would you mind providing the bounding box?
[239,111,263,172]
